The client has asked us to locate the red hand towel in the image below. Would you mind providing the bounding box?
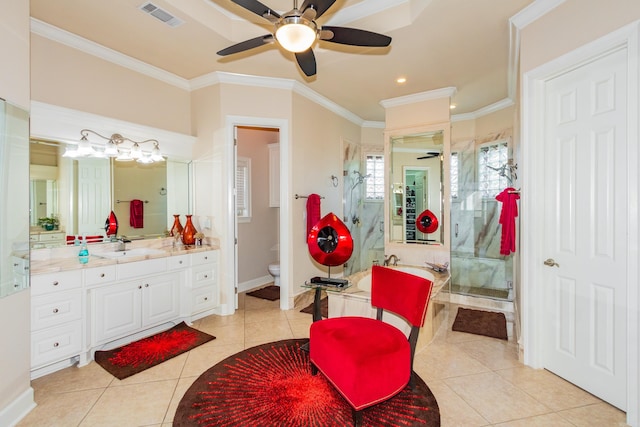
[130,199,144,229]
[306,194,321,238]
[496,188,519,255]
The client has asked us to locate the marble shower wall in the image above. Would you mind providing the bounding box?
[343,143,385,276]
[343,142,361,277]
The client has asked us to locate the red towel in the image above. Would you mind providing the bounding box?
[496,188,519,255]
[306,194,321,238]
[130,199,144,229]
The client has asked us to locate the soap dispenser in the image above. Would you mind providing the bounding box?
[78,236,89,264]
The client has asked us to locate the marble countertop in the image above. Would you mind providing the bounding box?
[28,238,220,275]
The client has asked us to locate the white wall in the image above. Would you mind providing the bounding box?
[0,0,34,424]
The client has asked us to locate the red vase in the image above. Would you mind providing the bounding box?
[170,214,183,237]
[182,215,197,245]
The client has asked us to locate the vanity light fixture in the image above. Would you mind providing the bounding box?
[62,129,165,163]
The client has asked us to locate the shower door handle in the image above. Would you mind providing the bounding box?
[543,258,559,267]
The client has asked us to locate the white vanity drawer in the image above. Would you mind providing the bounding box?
[84,265,117,286]
[191,251,216,266]
[31,322,82,368]
[192,264,215,289]
[31,291,82,330]
[12,256,29,275]
[117,257,167,280]
[168,254,190,270]
[192,287,217,313]
[39,232,65,242]
[31,270,82,296]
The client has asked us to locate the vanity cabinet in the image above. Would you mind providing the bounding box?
[91,272,180,345]
[190,251,218,316]
[30,231,65,249]
[29,248,219,378]
[30,270,83,370]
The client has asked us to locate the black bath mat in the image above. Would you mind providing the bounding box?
[452,307,508,340]
[246,285,280,301]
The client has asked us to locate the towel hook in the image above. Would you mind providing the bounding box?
[331,175,339,187]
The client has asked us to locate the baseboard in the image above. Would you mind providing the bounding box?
[0,387,36,427]
[238,275,274,293]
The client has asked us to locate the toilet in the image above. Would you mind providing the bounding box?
[268,263,280,287]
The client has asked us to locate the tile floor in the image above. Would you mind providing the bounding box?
[18,290,628,427]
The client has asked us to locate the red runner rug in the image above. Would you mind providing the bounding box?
[95,322,215,380]
[174,339,440,426]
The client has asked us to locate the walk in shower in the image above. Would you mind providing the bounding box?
[449,136,516,301]
[343,141,384,276]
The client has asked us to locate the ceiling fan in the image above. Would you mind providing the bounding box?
[417,151,440,160]
[216,0,392,77]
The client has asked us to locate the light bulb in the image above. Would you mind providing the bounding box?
[130,142,142,159]
[76,137,95,156]
[62,146,79,158]
[275,17,316,53]
[104,140,119,157]
[150,144,165,162]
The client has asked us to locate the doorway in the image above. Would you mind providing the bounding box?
[522,25,639,424]
[225,116,291,312]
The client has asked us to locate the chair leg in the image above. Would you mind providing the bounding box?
[352,408,362,426]
[311,363,318,376]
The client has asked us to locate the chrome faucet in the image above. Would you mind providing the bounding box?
[384,254,400,266]
[117,237,131,251]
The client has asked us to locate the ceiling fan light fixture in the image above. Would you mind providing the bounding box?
[275,16,317,53]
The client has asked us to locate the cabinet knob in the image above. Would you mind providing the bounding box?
[204,256,208,260]
[204,275,208,279]
[52,281,59,286]
[53,342,59,347]
[204,297,208,301]
[100,273,105,278]
[53,308,59,314]
[145,283,149,288]
[138,285,142,289]
[179,260,183,264]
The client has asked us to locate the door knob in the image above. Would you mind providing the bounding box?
[544,258,559,267]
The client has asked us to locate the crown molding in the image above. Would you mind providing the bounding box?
[451,97,514,122]
[362,121,386,129]
[379,87,457,109]
[510,0,566,30]
[30,18,191,91]
[30,101,196,161]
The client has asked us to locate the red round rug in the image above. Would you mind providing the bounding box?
[174,339,440,426]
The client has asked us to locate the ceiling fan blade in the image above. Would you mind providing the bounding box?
[295,49,317,77]
[217,34,274,56]
[230,0,280,20]
[320,26,391,47]
[300,0,336,19]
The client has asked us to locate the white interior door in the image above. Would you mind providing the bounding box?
[77,158,110,236]
[543,46,628,410]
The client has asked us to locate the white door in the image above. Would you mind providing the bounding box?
[543,46,627,410]
[77,158,110,236]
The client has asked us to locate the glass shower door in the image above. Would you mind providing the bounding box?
[449,138,516,301]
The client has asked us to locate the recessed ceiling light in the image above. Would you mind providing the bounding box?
[396,77,407,84]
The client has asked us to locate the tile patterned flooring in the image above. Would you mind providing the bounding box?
[18,290,628,426]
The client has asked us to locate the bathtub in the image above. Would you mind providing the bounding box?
[327,266,449,350]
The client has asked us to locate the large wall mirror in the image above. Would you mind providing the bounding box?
[389,130,444,245]
[29,139,191,248]
[1,99,30,297]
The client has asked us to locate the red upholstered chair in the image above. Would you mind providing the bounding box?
[309,265,433,426]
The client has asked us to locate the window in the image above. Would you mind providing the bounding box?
[450,152,459,199]
[236,157,251,222]
[478,141,509,198]
[365,153,384,200]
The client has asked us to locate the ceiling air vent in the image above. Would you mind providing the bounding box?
[139,2,184,28]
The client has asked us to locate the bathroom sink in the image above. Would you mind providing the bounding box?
[95,248,166,259]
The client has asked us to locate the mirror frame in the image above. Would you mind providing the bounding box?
[384,123,451,255]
